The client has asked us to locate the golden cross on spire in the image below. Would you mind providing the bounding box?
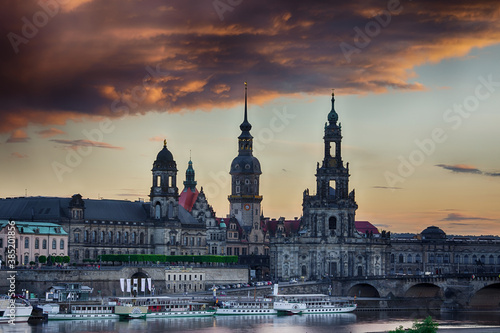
[163,139,166,147]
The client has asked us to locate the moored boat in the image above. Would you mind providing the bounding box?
[0,296,33,324]
[42,303,119,320]
[112,296,215,319]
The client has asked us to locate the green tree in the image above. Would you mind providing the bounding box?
[39,255,47,264]
[62,256,70,264]
[389,316,438,333]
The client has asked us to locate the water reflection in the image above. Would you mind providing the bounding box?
[22,311,500,333]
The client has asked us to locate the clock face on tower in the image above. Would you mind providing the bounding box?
[244,204,251,211]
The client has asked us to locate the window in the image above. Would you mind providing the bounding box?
[328,216,337,230]
[242,248,247,255]
[60,240,64,250]
[108,231,113,243]
[25,238,29,249]
[444,254,450,264]
[131,232,136,244]
[35,238,39,249]
[74,250,79,260]
[428,254,435,263]
[43,239,47,249]
[100,231,104,243]
[489,255,494,265]
[74,233,79,243]
[415,254,421,263]
[464,255,469,264]
[52,239,56,249]
[116,232,121,244]
[92,231,96,243]
[236,186,240,194]
[24,255,28,265]
[407,254,412,263]
[399,254,404,263]
[140,233,144,245]
[390,254,394,263]
[84,230,88,243]
[0,239,2,248]
[124,232,129,244]
[197,237,201,246]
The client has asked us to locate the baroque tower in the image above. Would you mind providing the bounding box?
[303,90,358,240]
[228,83,262,229]
[150,140,179,221]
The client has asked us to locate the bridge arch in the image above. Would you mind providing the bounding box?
[130,270,151,296]
[404,283,441,298]
[348,283,380,297]
[470,283,500,309]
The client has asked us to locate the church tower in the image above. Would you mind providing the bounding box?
[150,140,179,221]
[303,91,358,239]
[228,82,262,229]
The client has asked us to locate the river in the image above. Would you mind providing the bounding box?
[2,311,500,333]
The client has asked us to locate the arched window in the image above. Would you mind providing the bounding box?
[131,232,136,244]
[444,254,450,263]
[472,255,478,264]
[140,232,144,245]
[116,232,121,243]
[108,231,113,243]
[415,254,421,263]
[43,239,47,249]
[52,239,56,249]
[92,231,96,243]
[301,265,307,276]
[429,253,435,263]
[480,255,486,264]
[84,250,90,259]
[399,254,404,263]
[84,230,88,243]
[24,238,29,249]
[35,238,39,249]
[155,203,161,219]
[464,255,469,264]
[100,231,105,243]
[328,216,337,230]
[407,254,412,263]
[407,268,412,275]
[60,240,64,249]
[124,232,129,244]
[489,255,494,265]
[357,266,363,276]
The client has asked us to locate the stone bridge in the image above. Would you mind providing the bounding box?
[332,274,500,309]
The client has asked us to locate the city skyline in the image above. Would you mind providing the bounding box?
[1,1,499,235]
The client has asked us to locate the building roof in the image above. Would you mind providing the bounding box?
[355,221,379,235]
[179,188,199,213]
[0,220,68,235]
[84,199,148,222]
[0,197,69,221]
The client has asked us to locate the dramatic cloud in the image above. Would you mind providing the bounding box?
[37,128,66,138]
[6,129,30,143]
[435,164,482,174]
[436,164,500,177]
[440,213,494,221]
[1,0,500,134]
[50,139,124,150]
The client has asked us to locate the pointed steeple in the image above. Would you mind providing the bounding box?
[240,82,252,132]
[183,159,197,191]
[327,89,339,124]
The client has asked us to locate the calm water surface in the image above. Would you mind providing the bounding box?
[2,311,500,333]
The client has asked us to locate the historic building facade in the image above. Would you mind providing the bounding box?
[269,92,390,281]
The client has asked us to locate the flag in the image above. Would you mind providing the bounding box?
[67,292,72,299]
[133,278,138,287]
[141,278,146,292]
[120,278,125,292]
[147,278,152,291]
[126,279,131,292]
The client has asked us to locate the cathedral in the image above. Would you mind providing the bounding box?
[269,92,389,281]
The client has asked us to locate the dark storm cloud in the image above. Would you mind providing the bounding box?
[1,0,500,133]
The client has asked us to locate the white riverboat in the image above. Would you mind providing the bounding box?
[0,296,33,324]
[112,296,215,319]
[42,303,120,320]
[216,298,277,316]
[278,294,357,314]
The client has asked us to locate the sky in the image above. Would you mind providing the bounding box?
[1,0,499,235]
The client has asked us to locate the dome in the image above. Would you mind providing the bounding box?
[152,140,176,171]
[421,226,446,241]
[219,222,227,229]
[230,155,262,174]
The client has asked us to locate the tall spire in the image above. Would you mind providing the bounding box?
[240,82,252,132]
[183,158,197,191]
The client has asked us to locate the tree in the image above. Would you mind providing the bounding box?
[389,316,438,333]
[62,256,70,264]
[39,255,47,264]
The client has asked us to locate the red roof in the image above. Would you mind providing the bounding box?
[178,188,199,212]
[355,221,379,234]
